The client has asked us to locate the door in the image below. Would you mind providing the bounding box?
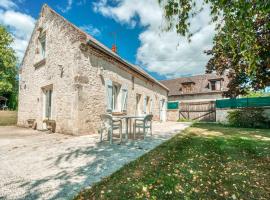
[44,89,52,119]
[179,101,216,121]
[159,99,166,122]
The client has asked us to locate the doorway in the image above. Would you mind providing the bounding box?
[160,99,166,122]
[43,87,53,120]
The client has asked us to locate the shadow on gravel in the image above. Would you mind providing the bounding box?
[1,127,187,200]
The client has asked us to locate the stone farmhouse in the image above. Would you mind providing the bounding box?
[160,74,229,121]
[161,73,229,102]
[18,5,169,135]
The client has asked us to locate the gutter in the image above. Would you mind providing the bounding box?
[168,91,226,97]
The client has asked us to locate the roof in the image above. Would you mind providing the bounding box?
[35,5,169,91]
[160,73,229,96]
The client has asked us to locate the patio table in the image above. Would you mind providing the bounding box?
[113,115,144,141]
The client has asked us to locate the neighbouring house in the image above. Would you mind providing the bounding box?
[18,5,168,135]
[160,73,229,121]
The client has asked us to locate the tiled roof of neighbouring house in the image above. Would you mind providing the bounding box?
[160,73,230,96]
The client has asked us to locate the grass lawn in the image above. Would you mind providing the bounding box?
[0,111,17,126]
[75,123,270,200]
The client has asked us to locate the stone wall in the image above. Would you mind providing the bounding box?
[74,44,168,134]
[18,5,168,135]
[167,110,179,121]
[216,108,270,123]
[18,6,83,134]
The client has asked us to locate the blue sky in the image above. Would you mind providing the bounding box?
[0,0,216,80]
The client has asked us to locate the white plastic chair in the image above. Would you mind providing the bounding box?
[99,114,122,144]
[133,114,153,139]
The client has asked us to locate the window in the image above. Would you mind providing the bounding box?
[105,80,128,113]
[182,83,193,93]
[210,80,221,91]
[210,81,216,91]
[39,33,46,58]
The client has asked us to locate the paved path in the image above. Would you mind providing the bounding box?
[0,122,191,200]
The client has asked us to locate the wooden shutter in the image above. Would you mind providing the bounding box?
[159,99,163,120]
[105,80,113,113]
[121,84,128,112]
[143,96,147,114]
[150,98,153,113]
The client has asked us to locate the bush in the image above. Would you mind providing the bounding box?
[228,108,270,128]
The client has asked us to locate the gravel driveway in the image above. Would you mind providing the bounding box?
[0,122,190,200]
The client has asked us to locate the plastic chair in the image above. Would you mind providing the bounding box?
[99,114,122,144]
[133,114,153,139]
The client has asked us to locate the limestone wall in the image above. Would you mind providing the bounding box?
[216,108,270,123]
[18,6,84,134]
[167,110,179,121]
[75,45,168,134]
[18,5,168,135]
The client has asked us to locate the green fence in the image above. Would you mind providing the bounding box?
[167,101,179,110]
[216,97,270,109]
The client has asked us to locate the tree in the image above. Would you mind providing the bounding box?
[159,0,270,97]
[0,25,18,109]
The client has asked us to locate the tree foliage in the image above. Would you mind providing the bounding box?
[0,25,18,109]
[244,90,270,98]
[159,0,270,97]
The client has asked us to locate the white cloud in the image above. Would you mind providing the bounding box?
[0,10,35,40]
[0,0,16,9]
[93,0,215,78]
[58,0,73,13]
[0,2,35,62]
[79,24,101,36]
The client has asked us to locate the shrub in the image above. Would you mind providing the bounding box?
[227,108,270,128]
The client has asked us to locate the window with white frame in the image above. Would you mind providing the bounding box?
[210,80,221,91]
[39,33,46,58]
[105,80,128,113]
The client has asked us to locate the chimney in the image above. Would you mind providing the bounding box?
[111,44,117,53]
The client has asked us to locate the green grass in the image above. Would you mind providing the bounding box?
[0,111,17,126]
[75,123,270,200]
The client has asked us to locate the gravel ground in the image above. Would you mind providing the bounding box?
[0,122,191,200]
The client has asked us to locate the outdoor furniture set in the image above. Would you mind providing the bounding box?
[99,114,153,144]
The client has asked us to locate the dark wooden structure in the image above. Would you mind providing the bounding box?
[179,101,216,121]
[0,96,8,110]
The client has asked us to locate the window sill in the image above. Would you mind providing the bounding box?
[112,112,127,116]
[34,58,46,68]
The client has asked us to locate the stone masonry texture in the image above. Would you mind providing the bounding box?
[18,5,168,135]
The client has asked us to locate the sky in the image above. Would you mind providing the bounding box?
[0,0,216,80]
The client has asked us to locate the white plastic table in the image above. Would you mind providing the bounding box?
[113,115,144,141]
